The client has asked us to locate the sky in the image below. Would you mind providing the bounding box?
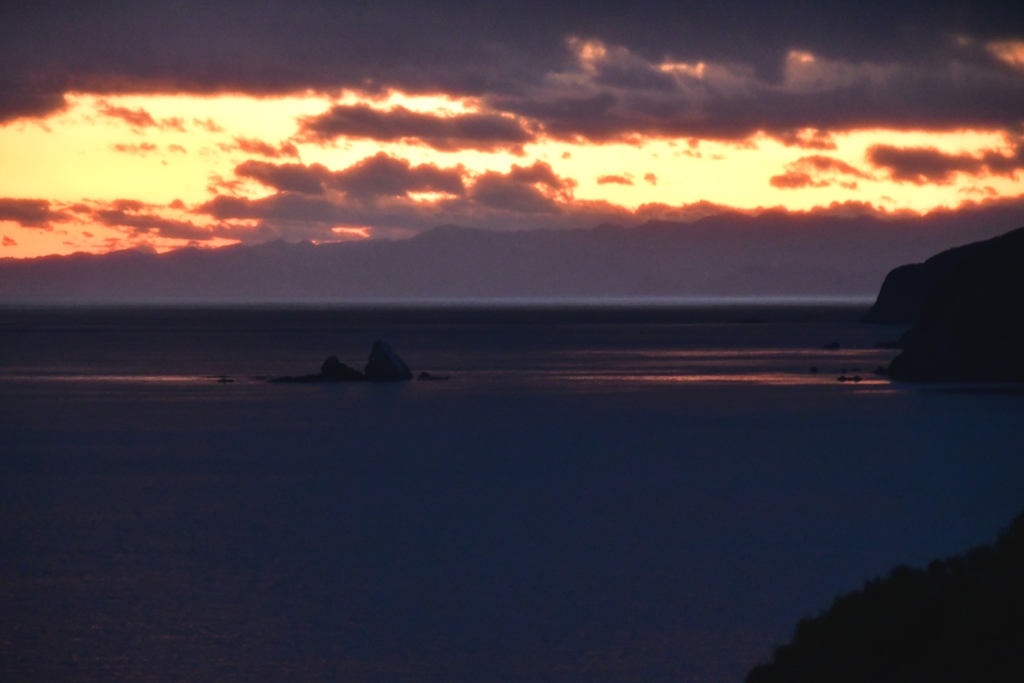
[2,0,1024,259]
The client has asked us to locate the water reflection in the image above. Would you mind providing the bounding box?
[531,346,896,389]
[1,346,900,392]
[558,372,889,387]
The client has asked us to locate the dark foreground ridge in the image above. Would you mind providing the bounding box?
[863,226,1024,381]
[269,340,415,383]
[746,512,1024,683]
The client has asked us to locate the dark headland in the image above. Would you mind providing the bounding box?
[746,512,1024,683]
[865,226,1024,381]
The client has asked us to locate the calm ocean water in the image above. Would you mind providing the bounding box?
[1,305,1022,682]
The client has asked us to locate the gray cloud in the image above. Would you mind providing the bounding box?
[328,153,466,200]
[298,104,535,151]
[235,160,330,195]
[0,198,69,227]
[195,158,624,239]
[0,79,68,123]
[489,47,1024,142]
[4,1,1021,138]
[234,154,467,200]
[86,200,259,242]
[869,142,1024,184]
[95,208,217,240]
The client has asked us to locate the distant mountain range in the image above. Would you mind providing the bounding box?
[2,210,1021,303]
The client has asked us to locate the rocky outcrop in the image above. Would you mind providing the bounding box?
[364,340,413,381]
[319,355,365,381]
[746,512,1024,683]
[863,226,1024,325]
[270,341,415,383]
[884,227,1024,381]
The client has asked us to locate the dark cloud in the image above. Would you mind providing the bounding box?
[328,153,466,200]
[234,154,467,200]
[464,161,574,213]
[868,143,1024,184]
[491,49,1024,142]
[0,198,69,227]
[235,160,330,195]
[95,208,215,240]
[298,104,534,151]
[2,235,16,246]
[196,158,615,239]
[0,80,68,124]
[506,161,572,191]
[3,2,1024,139]
[199,193,340,223]
[88,201,254,241]
[467,174,561,213]
[773,129,837,150]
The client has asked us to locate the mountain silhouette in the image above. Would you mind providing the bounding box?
[1,212,1018,302]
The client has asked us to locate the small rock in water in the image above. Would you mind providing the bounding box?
[418,371,450,381]
[364,340,413,381]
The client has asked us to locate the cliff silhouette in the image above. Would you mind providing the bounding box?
[867,226,1024,381]
[746,512,1024,683]
[863,225,1024,325]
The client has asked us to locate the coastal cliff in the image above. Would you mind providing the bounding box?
[867,226,1024,381]
[863,226,1024,325]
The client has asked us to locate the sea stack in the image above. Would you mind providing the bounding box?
[364,340,414,381]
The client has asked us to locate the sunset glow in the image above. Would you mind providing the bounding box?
[3,89,1023,259]
[2,7,1023,260]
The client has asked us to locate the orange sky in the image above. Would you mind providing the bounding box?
[2,86,1023,258]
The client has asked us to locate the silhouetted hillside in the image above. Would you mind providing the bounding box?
[747,512,1024,683]
[0,213,1017,302]
[863,226,1024,324]
[878,227,1024,381]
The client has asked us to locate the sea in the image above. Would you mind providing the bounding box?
[1,302,1022,683]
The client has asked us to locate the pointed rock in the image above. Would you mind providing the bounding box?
[320,355,364,381]
[364,340,413,381]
